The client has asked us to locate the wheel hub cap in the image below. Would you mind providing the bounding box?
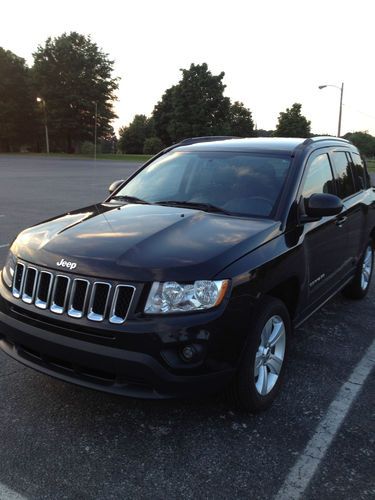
[361,246,373,291]
[254,315,286,396]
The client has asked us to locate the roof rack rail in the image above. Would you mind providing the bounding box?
[139,136,239,166]
[302,136,350,146]
[176,136,239,146]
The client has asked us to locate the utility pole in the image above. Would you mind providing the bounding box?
[94,102,98,161]
[37,97,50,153]
[337,82,344,137]
[318,83,344,138]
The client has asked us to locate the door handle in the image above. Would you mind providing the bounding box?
[335,215,348,227]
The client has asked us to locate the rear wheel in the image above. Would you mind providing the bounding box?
[225,296,291,412]
[342,243,374,300]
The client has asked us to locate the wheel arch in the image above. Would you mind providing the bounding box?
[370,227,375,248]
[265,276,300,320]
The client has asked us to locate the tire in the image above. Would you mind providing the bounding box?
[225,296,291,412]
[342,243,374,300]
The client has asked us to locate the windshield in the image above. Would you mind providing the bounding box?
[114,151,291,217]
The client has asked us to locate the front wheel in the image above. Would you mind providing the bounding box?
[225,296,291,412]
[342,243,374,300]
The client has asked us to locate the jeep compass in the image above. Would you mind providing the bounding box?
[1,136,374,411]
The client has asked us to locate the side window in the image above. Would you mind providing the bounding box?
[350,152,368,191]
[331,151,356,199]
[302,153,335,198]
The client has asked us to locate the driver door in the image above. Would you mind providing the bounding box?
[300,151,349,309]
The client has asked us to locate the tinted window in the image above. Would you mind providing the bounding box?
[122,153,190,201]
[115,151,291,217]
[302,154,335,198]
[350,152,368,190]
[331,152,356,199]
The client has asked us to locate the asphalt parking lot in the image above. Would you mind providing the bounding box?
[0,155,374,500]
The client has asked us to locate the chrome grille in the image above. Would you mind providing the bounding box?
[11,262,135,324]
[68,279,89,318]
[50,275,70,315]
[110,285,135,324]
[12,262,25,298]
[87,282,111,322]
[22,267,38,304]
[35,271,53,309]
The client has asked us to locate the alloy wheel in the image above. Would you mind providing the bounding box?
[254,315,286,396]
[361,246,373,291]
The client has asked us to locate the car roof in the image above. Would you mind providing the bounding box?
[174,136,352,155]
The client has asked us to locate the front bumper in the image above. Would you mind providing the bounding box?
[0,316,234,399]
[0,279,240,399]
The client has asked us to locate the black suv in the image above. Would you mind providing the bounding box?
[1,137,374,411]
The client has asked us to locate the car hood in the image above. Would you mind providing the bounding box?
[11,203,281,281]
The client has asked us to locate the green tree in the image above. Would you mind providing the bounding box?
[118,115,154,154]
[152,87,175,145]
[343,131,375,157]
[153,63,232,145]
[143,136,164,155]
[274,103,311,138]
[256,129,274,137]
[227,101,255,137]
[33,32,118,152]
[0,48,38,152]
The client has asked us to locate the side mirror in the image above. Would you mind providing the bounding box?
[108,179,125,194]
[304,193,343,219]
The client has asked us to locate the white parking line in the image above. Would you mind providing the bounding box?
[275,338,375,500]
[0,244,9,249]
[0,482,27,499]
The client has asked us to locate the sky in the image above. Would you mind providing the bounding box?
[1,0,374,136]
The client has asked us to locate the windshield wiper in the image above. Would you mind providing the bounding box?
[155,200,231,214]
[110,195,150,204]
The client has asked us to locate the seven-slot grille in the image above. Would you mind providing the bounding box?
[11,262,135,324]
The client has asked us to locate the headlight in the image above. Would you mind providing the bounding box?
[144,280,229,314]
[2,251,16,288]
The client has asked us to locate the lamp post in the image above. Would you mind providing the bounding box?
[94,101,98,162]
[318,82,344,137]
[36,97,50,153]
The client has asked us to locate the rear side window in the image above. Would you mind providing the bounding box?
[331,152,356,199]
[302,153,335,198]
[350,152,368,190]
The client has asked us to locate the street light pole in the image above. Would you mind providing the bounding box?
[318,83,344,137]
[36,97,50,153]
[337,82,344,137]
[319,82,344,137]
[94,102,98,162]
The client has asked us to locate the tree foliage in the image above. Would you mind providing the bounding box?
[33,32,118,152]
[274,103,311,138]
[343,131,375,157]
[143,136,164,155]
[227,101,255,137]
[0,48,38,152]
[256,129,274,137]
[118,115,154,154]
[153,63,234,145]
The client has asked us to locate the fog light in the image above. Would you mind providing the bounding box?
[181,345,196,362]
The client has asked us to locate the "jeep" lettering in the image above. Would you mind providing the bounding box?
[56,258,77,270]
